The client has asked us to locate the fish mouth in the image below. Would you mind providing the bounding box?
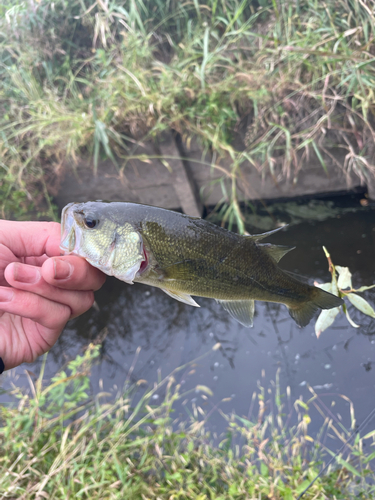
[60,203,81,254]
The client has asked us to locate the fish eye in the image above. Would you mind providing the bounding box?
[84,217,98,229]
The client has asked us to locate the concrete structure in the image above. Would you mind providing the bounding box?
[55,133,372,216]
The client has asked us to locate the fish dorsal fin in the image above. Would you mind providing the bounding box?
[245,226,286,242]
[258,243,295,263]
[217,299,255,327]
[161,288,200,307]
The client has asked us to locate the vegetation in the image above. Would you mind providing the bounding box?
[315,246,375,336]
[1,0,375,220]
[1,343,375,499]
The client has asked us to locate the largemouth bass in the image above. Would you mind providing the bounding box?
[60,201,343,327]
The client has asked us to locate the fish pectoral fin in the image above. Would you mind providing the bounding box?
[161,288,200,307]
[259,243,295,263]
[217,299,255,328]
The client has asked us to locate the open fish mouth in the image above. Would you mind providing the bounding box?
[60,202,80,254]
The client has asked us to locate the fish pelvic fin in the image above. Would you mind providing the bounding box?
[288,288,343,327]
[161,288,200,307]
[258,243,295,263]
[217,299,255,328]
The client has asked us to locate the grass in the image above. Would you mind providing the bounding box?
[1,0,375,222]
[1,343,375,499]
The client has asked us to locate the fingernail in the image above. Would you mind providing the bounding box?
[0,288,14,302]
[13,263,40,284]
[53,259,73,280]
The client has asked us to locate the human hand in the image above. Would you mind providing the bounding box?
[0,220,106,371]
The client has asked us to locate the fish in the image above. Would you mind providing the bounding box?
[60,201,343,328]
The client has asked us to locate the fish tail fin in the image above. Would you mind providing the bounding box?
[288,288,343,327]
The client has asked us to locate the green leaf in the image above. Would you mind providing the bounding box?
[260,461,269,477]
[166,472,182,481]
[283,487,294,500]
[336,266,352,290]
[296,480,312,494]
[228,484,238,495]
[347,293,375,318]
[315,307,340,338]
[312,140,328,174]
[364,451,375,464]
[335,456,361,477]
[295,399,309,410]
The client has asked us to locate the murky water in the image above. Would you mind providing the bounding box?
[1,194,375,444]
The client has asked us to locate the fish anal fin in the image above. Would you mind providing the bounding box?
[259,243,295,263]
[161,288,200,307]
[288,302,319,328]
[217,299,255,328]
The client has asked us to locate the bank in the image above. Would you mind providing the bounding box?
[1,0,375,222]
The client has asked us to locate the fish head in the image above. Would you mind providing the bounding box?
[60,202,146,283]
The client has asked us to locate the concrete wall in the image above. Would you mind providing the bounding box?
[54,132,370,216]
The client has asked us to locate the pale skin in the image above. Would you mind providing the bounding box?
[0,220,106,371]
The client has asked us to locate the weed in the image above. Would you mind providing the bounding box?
[1,343,375,498]
[0,0,375,221]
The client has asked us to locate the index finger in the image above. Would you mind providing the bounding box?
[41,255,106,291]
[0,220,61,258]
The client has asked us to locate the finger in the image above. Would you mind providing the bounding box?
[0,243,21,286]
[41,255,106,291]
[0,220,61,258]
[4,262,95,318]
[0,286,71,330]
[24,255,49,267]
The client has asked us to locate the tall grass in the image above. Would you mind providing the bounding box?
[0,0,375,220]
[1,344,375,498]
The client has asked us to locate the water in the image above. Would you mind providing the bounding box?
[1,194,375,444]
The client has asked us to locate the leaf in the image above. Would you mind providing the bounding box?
[363,451,375,464]
[347,293,375,318]
[312,140,328,174]
[363,429,375,440]
[353,284,375,292]
[296,480,313,494]
[161,159,172,172]
[195,385,213,397]
[314,281,332,292]
[345,307,360,328]
[322,246,330,259]
[260,462,269,477]
[335,456,362,478]
[315,307,340,338]
[295,399,309,410]
[336,266,352,290]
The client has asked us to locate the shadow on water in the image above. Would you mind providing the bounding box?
[2,193,375,443]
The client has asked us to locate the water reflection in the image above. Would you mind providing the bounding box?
[1,196,375,440]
